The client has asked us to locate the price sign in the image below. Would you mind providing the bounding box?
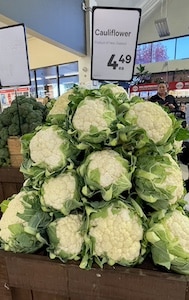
[0,23,30,88]
[91,7,141,81]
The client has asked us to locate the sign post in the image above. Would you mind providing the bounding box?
[91,7,141,82]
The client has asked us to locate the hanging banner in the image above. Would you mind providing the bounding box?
[91,6,141,81]
[169,81,189,90]
[130,81,189,93]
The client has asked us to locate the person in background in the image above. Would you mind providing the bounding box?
[150,81,179,112]
[174,101,187,128]
[180,102,186,114]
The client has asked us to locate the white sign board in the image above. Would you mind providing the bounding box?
[0,23,30,88]
[91,7,141,81]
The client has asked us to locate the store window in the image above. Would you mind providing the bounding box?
[176,36,189,60]
[35,66,58,99]
[58,61,79,95]
[136,35,189,65]
[29,62,79,99]
[152,39,175,62]
[135,43,152,64]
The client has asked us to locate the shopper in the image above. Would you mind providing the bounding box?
[150,81,179,112]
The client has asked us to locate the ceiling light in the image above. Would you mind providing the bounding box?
[155,17,170,37]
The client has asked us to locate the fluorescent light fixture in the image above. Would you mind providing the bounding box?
[63,72,79,77]
[31,77,42,81]
[155,17,170,37]
[45,75,56,79]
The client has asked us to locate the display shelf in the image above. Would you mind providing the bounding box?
[0,250,189,300]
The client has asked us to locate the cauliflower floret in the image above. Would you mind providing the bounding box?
[29,126,67,170]
[48,214,84,258]
[42,173,76,210]
[156,156,184,205]
[135,153,184,209]
[41,172,82,215]
[79,149,132,200]
[88,150,128,188]
[48,90,72,116]
[146,208,189,274]
[72,97,116,134]
[126,101,173,144]
[100,83,129,99]
[0,191,27,243]
[89,203,144,264]
[164,210,189,253]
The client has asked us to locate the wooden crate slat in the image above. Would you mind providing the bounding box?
[68,264,188,300]
[1,251,189,300]
[0,254,12,300]
[5,254,68,296]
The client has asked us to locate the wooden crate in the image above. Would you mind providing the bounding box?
[0,250,189,300]
[0,167,24,204]
[7,137,23,168]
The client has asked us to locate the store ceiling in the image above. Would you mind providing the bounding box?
[0,0,162,34]
[0,1,188,54]
[96,0,161,23]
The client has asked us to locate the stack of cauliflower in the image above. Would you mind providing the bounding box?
[1,84,189,274]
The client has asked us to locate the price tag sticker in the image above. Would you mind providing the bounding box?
[91,7,141,81]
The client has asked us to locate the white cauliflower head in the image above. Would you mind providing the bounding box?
[78,149,133,201]
[0,190,50,253]
[29,126,73,172]
[47,89,72,124]
[71,96,116,143]
[89,201,145,267]
[0,191,27,243]
[135,153,184,210]
[41,171,82,215]
[100,83,129,99]
[47,214,84,260]
[146,208,189,274]
[125,101,173,144]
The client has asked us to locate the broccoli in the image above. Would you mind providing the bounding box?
[8,124,21,136]
[0,128,9,141]
[0,95,48,167]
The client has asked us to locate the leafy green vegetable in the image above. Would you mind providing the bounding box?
[146,207,189,274]
[134,153,184,210]
[0,189,52,253]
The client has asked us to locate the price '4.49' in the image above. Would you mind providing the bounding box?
[107,54,132,69]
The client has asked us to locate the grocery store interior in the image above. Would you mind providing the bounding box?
[1,1,189,300]
[0,0,189,104]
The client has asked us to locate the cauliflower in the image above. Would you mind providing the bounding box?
[47,89,72,125]
[146,208,189,274]
[21,125,77,174]
[100,83,129,100]
[0,190,51,253]
[78,149,133,201]
[40,171,83,215]
[3,83,189,275]
[134,153,184,210]
[88,200,146,267]
[70,95,117,144]
[47,214,84,261]
[124,101,173,145]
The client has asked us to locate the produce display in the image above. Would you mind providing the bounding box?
[1,84,189,274]
[0,95,48,167]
